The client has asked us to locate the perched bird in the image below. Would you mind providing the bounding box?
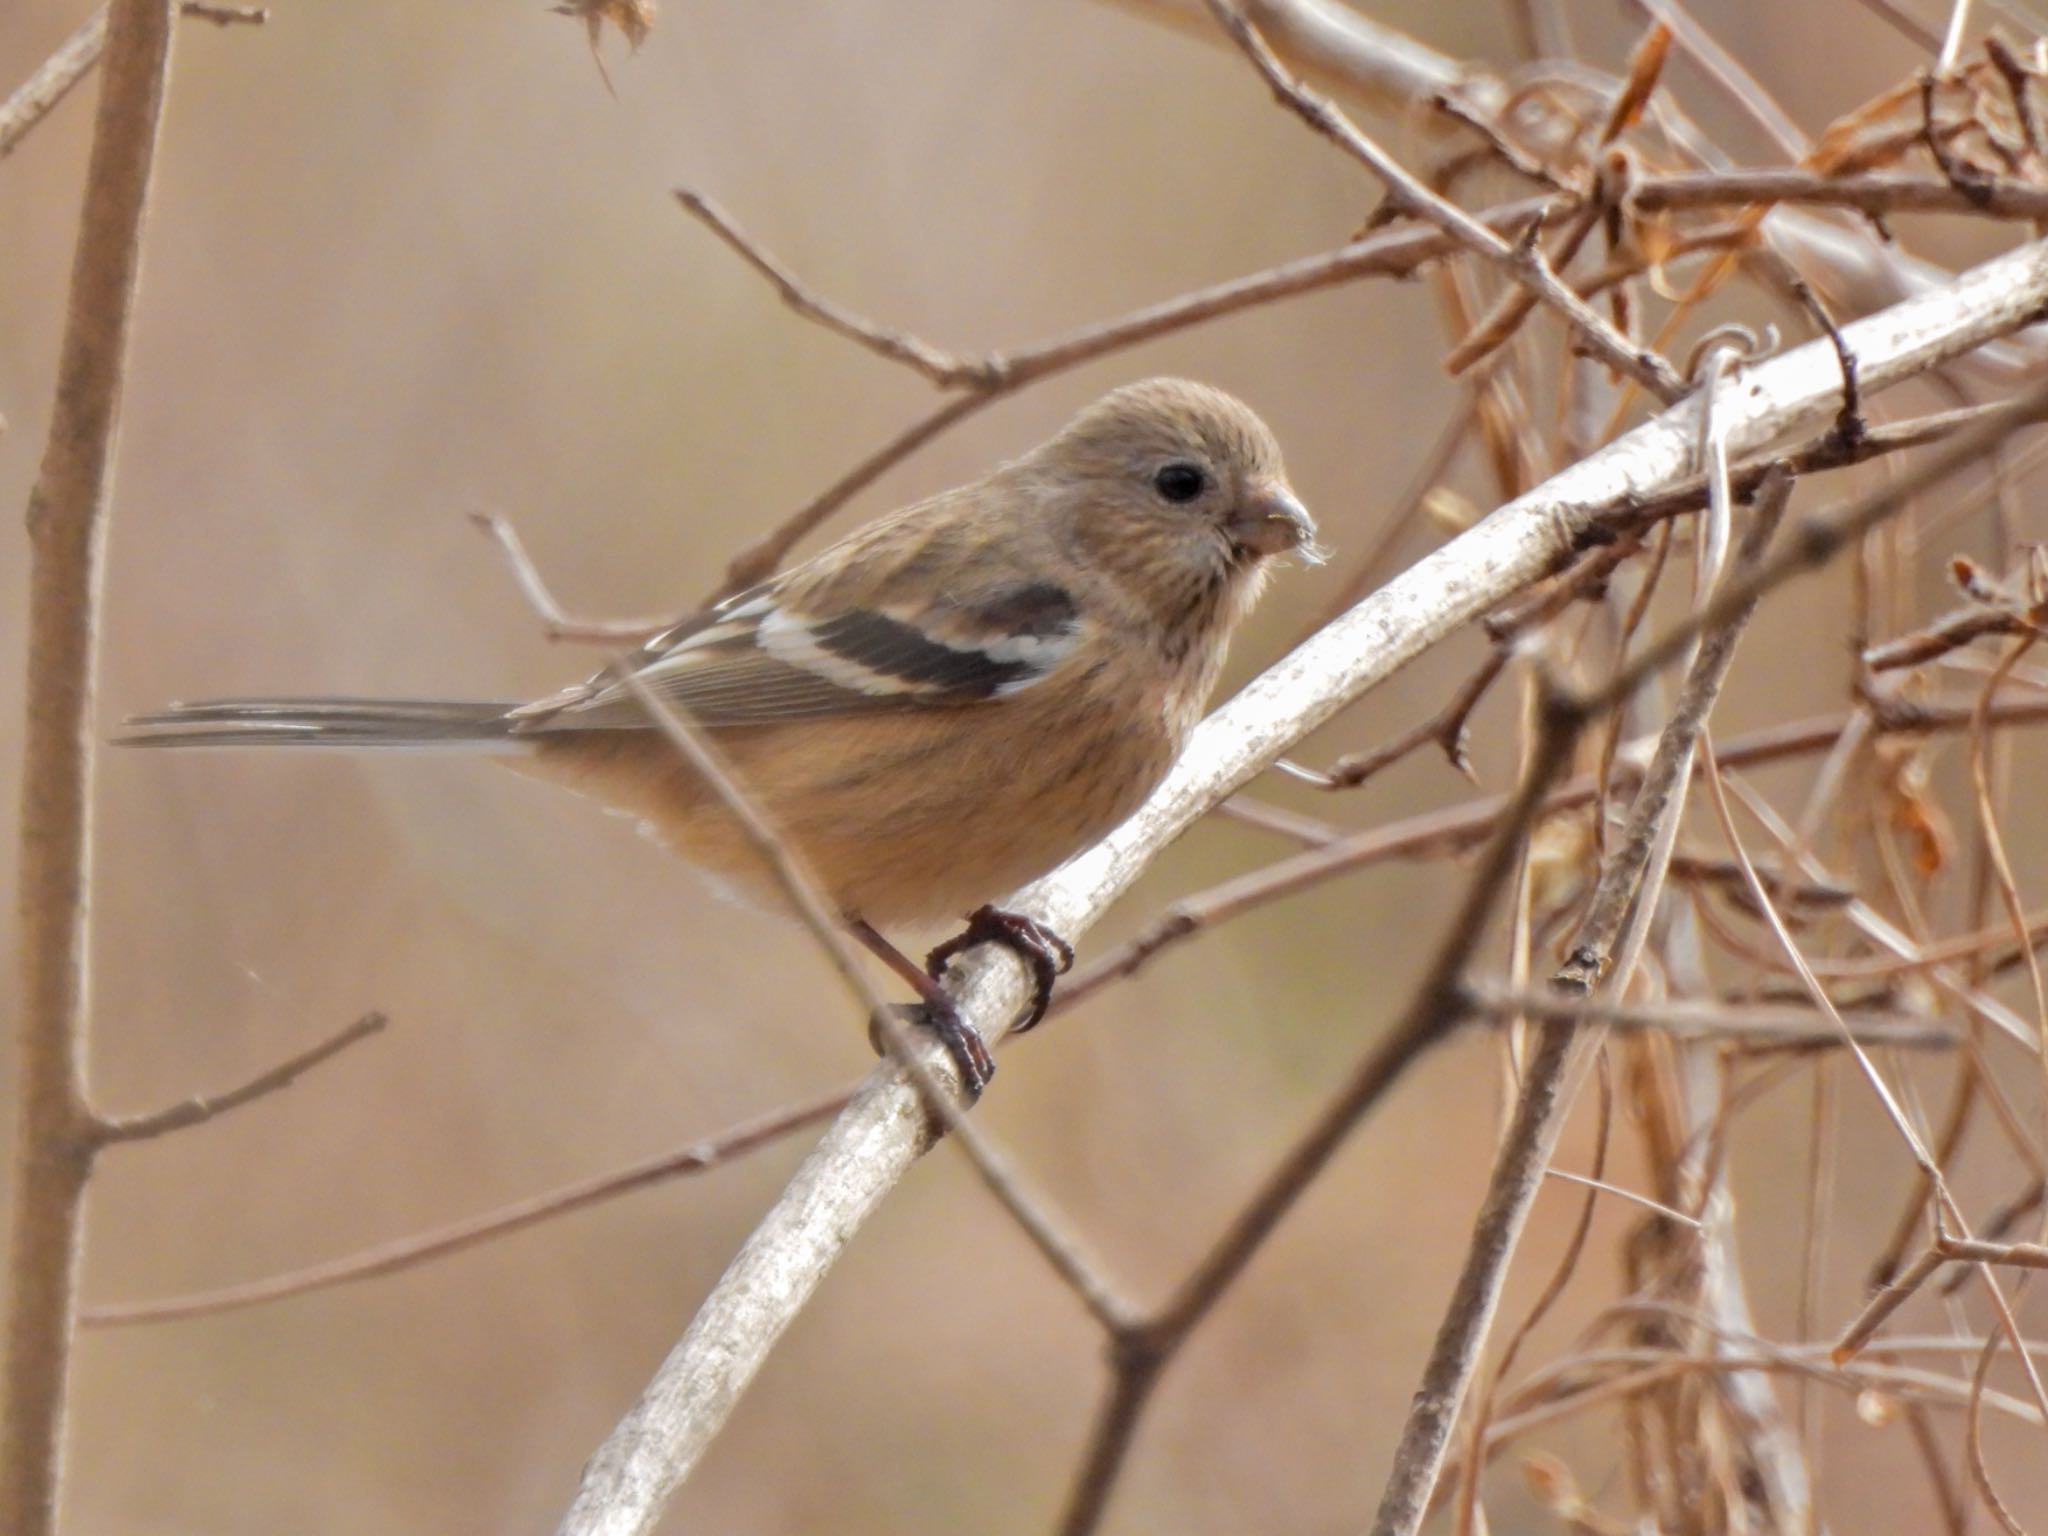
[119,378,1317,1089]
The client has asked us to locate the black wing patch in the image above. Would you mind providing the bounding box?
[517,581,1081,731]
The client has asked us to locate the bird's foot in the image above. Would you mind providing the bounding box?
[869,1001,995,1097]
[925,905,1075,1035]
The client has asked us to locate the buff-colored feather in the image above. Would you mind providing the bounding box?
[119,378,1317,928]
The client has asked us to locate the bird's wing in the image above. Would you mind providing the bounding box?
[509,569,1084,732]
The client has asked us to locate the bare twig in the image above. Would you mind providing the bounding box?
[0,2,264,161]
[675,192,996,388]
[81,1083,854,1327]
[1058,694,2048,1012]
[1204,0,1688,402]
[1308,650,1507,788]
[94,1012,386,1144]
[713,392,994,596]
[177,2,265,22]
[470,511,679,642]
[5,4,179,1531]
[1059,685,1587,1536]
[1371,468,1789,1536]
[0,10,107,160]
[1866,603,2041,670]
[1464,983,1957,1050]
[700,160,2048,601]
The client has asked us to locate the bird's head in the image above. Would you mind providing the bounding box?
[1026,378,1319,646]
[1039,376,1318,567]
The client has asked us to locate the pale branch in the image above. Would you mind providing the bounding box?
[0,10,105,159]
[557,230,2048,1536]
[1055,696,2048,1013]
[471,510,678,643]
[1461,984,1959,1050]
[1558,468,1792,991]
[1097,0,1467,120]
[0,2,264,161]
[4,4,178,1533]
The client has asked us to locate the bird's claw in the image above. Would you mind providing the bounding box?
[870,1001,995,1097]
[925,904,1075,1035]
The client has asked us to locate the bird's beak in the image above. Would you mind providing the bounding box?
[1229,482,1318,559]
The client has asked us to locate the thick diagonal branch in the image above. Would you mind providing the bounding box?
[555,233,2048,1536]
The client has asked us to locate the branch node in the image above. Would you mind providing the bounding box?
[94,1012,389,1145]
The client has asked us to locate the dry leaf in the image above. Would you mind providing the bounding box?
[1879,745,1953,879]
[551,0,655,94]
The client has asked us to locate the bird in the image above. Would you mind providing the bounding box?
[118,377,1318,1090]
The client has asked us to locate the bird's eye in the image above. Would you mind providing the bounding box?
[1153,462,1208,504]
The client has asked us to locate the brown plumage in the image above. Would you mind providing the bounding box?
[119,378,1316,933]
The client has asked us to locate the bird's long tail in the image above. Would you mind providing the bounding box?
[114,697,529,751]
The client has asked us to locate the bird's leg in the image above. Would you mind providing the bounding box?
[925,905,1075,1034]
[848,918,995,1095]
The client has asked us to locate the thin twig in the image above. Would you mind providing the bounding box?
[0,2,265,161]
[675,192,996,388]
[1057,695,2048,1012]
[1464,983,1957,1050]
[1308,649,1507,788]
[0,10,107,160]
[94,1012,386,1144]
[700,162,2048,601]
[1058,686,1588,1536]
[81,1083,855,1327]
[1543,1166,1704,1228]
[4,4,179,1532]
[1370,469,1789,1536]
[470,511,678,642]
[713,391,994,597]
[1205,0,1687,402]
[1866,602,2041,670]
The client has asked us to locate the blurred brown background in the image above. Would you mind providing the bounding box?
[4,1,2045,1532]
